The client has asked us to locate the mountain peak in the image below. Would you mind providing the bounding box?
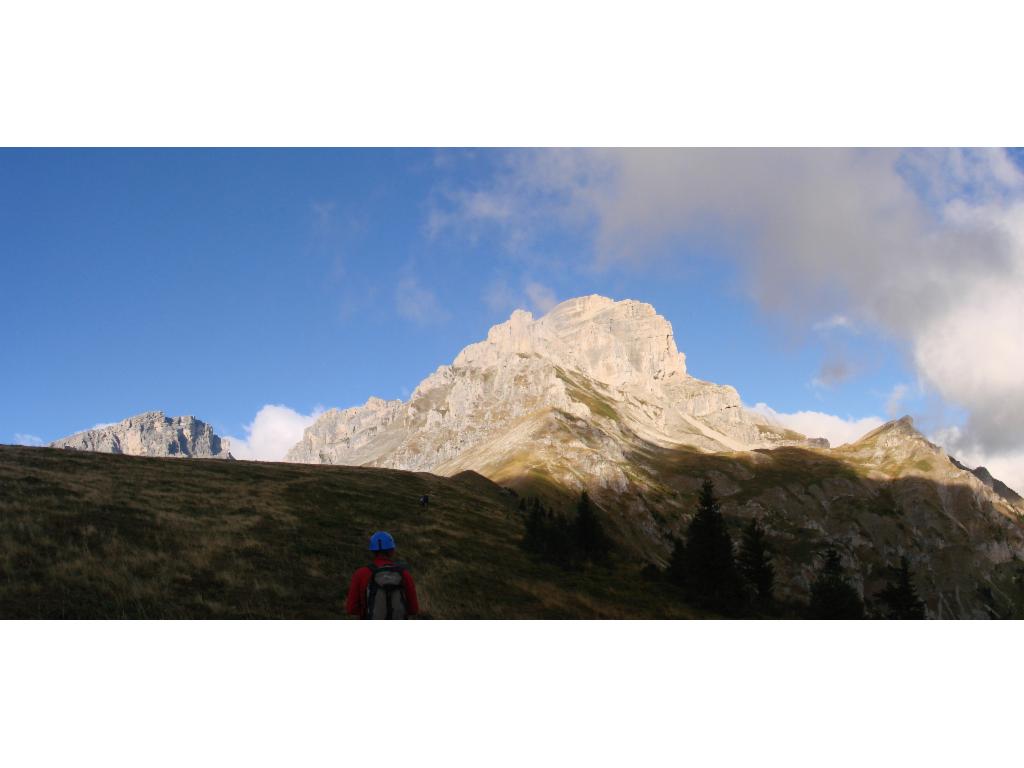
[132,410,167,421]
[544,293,619,316]
[51,411,232,459]
[454,294,687,387]
[836,414,953,478]
[858,415,924,443]
[288,294,822,469]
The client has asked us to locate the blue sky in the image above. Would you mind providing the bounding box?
[4,149,1018,472]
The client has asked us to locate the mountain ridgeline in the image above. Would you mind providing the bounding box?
[50,411,233,460]
[33,295,1024,618]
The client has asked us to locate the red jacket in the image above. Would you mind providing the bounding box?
[346,555,420,618]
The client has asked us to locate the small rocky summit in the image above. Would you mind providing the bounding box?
[50,411,233,459]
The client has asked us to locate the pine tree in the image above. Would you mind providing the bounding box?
[521,498,546,555]
[876,556,926,619]
[737,517,775,609]
[682,478,742,612]
[520,498,580,569]
[667,537,687,586]
[572,491,611,564]
[545,511,577,568]
[808,548,864,619]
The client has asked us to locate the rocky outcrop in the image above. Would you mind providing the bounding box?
[51,411,232,459]
[287,295,823,468]
[950,456,1023,504]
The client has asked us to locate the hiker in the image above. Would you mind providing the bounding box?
[419,494,429,509]
[346,531,420,619]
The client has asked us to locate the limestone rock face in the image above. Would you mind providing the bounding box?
[453,296,688,390]
[50,411,232,459]
[287,295,818,469]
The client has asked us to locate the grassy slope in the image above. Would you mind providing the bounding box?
[0,446,701,619]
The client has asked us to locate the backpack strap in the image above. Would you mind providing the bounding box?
[364,564,377,619]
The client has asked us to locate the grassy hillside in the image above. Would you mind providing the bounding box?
[0,446,701,619]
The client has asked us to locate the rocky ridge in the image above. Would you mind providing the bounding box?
[950,456,1023,504]
[50,411,232,459]
[287,295,820,470]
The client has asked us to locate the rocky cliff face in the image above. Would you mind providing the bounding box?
[50,411,232,459]
[287,295,818,469]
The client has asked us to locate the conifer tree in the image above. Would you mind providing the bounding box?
[521,498,546,555]
[876,556,926,619]
[737,517,775,609]
[808,548,864,619]
[520,497,580,568]
[572,491,611,564]
[682,478,742,612]
[668,537,687,586]
[545,511,577,568]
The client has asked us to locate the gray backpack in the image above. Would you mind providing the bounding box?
[365,563,408,620]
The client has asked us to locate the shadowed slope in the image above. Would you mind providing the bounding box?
[0,446,699,619]
[483,416,1024,618]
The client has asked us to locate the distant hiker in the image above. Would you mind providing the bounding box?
[346,531,420,619]
[419,494,429,509]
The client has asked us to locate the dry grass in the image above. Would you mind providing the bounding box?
[0,446,702,619]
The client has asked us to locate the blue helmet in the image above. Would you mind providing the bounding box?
[369,531,396,551]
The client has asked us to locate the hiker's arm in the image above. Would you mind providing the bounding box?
[402,571,420,616]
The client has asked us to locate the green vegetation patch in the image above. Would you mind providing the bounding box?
[554,367,619,420]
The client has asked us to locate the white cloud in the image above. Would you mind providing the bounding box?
[460,190,515,222]
[813,314,855,333]
[912,273,1024,452]
[428,189,519,243]
[13,433,45,447]
[483,278,519,313]
[524,281,558,313]
[225,404,323,462]
[311,201,336,226]
[434,149,1024,465]
[885,383,910,418]
[483,277,559,316]
[751,403,884,448]
[811,357,854,390]
[395,275,450,326]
